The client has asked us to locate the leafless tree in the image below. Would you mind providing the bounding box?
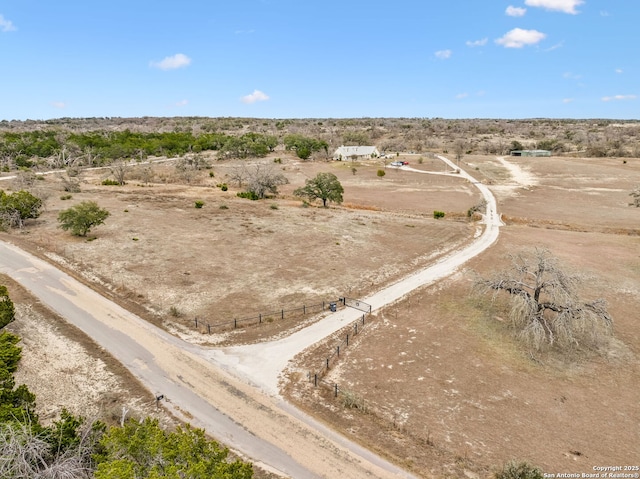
[246,163,288,199]
[228,164,249,187]
[0,421,99,478]
[58,170,82,193]
[453,138,467,166]
[108,160,129,185]
[475,248,613,352]
[174,153,210,184]
[12,171,37,190]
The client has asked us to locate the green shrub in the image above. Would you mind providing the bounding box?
[194,200,204,209]
[209,171,215,177]
[58,201,110,237]
[494,461,543,479]
[237,191,259,201]
[221,184,228,191]
[219,204,228,209]
[0,285,16,329]
[433,210,445,219]
[60,194,72,200]
[273,157,282,164]
[270,203,278,210]
[101,179,120,186]
[377,169,385,177]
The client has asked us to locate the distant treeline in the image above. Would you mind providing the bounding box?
[0,130,280,169]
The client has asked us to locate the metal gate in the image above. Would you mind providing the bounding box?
[342,297,372,313]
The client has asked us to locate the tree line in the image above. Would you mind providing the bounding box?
[0,285,254,478]
[0,129,330,171]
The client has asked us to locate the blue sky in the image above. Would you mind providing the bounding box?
[1,0,638,120]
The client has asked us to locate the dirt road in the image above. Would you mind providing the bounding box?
[210,155,502,396]
[0,155,500,478]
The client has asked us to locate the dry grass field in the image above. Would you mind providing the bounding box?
[2,149,639,478]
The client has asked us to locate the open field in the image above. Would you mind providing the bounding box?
[2,150,639,477]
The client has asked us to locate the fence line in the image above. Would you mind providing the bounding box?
[308,312,369,386]
[190,298,344,334]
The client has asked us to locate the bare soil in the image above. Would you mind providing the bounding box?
[3,153,640,478]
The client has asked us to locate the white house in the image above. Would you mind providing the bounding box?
[333,145,380,161]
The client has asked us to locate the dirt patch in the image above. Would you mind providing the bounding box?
[4,156,478,346]
[283,155,640,478]
[3,153,640,477]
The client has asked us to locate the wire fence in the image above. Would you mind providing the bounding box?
[190,298,344,333]
[307,312,369,386]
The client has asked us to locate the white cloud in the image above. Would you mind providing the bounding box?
[466,38,488,47]
[241,90,269,104]
[506,6,527,17]
[51,101,66,109]
[562,98,574,103]
[435,49,452,59]
[175,99,188,107]
[615,68,623,74]
[524,0,584,14]
[601,94,636,102]
[150,53,192,70]
[563,71,581,80]
[456,93,469,99]
[495,28,546,48]
[0,14,16,32]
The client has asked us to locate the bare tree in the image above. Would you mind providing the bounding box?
[108,160,129,185]
[475,248,613,352]
[452,138,467,166]
[0,420,99,478]
[58,170,82,193]
[228,164,249,187]
[245,163,288,199]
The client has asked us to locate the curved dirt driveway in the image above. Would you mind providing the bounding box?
[0,155,501,478]
[210,155,503,395]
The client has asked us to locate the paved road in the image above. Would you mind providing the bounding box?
[0,155,501,478]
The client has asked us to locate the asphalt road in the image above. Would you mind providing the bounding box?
[0,155,501,478]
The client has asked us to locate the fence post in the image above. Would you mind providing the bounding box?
[337,345,340,357]
[346,334,349,346]
[303,305,306,314]
[314,374,318,387]
[259,313,262,324]
[355,323,358,335]
[194,317,198,328]
[234,318,237,329]
[281,309,284,319]
[326,358,329,369]
[362,314,365,325]
[323,301,325,310]
[334,383,338,398]
[207,324,211,334]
